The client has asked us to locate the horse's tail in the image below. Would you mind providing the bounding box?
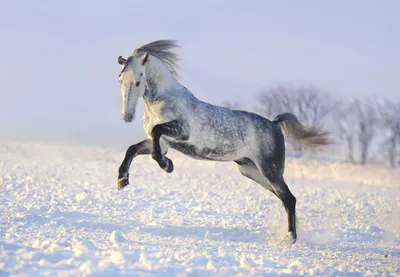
[273,113,331,146]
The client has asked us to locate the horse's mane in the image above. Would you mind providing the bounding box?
[133,40,181,79]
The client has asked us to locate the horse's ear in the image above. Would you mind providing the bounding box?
[118,56,126,65]
[141,52,149,65]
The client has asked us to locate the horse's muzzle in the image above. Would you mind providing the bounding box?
[122,113,134,122]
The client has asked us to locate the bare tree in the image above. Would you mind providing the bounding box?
[297,86,330,126]
[353,98,377,165]
[255,84,330,153]
[255,84,330,124]
[221,100,242,110]
[379,99,400,167]
[331,99,356,163]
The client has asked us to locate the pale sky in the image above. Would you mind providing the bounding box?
[0,0,399,148]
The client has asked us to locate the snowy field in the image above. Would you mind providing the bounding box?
[0,140,399,276]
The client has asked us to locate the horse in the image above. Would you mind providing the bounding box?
[116,40,330,244]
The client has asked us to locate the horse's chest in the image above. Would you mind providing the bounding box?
[142,102,172,137]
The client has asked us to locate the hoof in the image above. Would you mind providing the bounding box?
[279,232,297,246]
[157,156,174,173]
[165,158,174,173]
[117,176,129,190]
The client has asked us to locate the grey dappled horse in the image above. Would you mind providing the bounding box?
[116,40,330,244]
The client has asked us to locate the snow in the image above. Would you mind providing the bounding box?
[0,140,399,276]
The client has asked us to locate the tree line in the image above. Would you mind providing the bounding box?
[222,84,400,167]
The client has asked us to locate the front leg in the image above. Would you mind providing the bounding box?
[151,119,190,172]
[117,139,152,190]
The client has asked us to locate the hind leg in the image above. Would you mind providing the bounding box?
[254,158,297,243]
[237,157,297,243]
[236,158,276,194]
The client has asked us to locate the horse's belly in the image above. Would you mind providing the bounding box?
[166,138,245,161]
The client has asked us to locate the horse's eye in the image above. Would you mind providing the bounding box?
[135,81,141,87]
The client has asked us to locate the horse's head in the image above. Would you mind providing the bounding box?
[117,52,149,122]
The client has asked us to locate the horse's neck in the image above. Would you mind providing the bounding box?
[143,57,180,103]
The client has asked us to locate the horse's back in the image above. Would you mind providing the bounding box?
[166,96,282,161]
